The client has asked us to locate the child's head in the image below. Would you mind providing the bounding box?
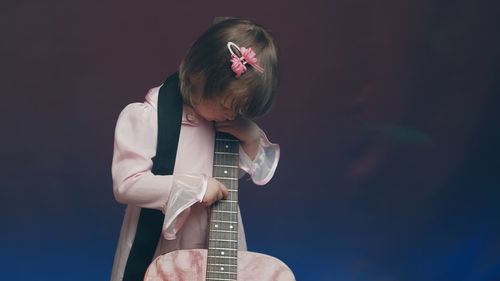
[179,18,279,121]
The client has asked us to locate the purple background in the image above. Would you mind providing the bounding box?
[1,0,499,280]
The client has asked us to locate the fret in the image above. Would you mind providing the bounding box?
[208,241,238,250]
[209,219,238,227]
[208,255,237,259]
[210,213,238,222]
[211,203,238,210]
[213,199,238,204]
[207,272,237,277]
[214,177,238,181]
[212,201,238,207]
[214,209,236,214]
[209,228,238,234]
[208,238,238,242]
[214,158,239,166]
[206,271,236,274]
[208,237,238,243]
[209,234,237,242]
[207,242,238,247]
[212,210,238,214]
[211,208,238,214]
[212,206,237,213]
[214,165,240,169]
[211,219,236,222]
[209,247,238,251]
[207,263,237,267]
[207,257,237,264]
[209,229,237,234]
[212,208,238,213]
[210,218,238,223]
[206,271,237,280]
[215,151,239,155]
[209,228,238,235]
[206,274,237,281]
[210,219,237,225]
[215,137,239,141]
[206,270,237,278]
[207,271,236,274]
[211,204,238,210]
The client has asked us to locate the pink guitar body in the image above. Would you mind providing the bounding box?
[144,249,296,281]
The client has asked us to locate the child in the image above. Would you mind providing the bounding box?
[110,18,280,281]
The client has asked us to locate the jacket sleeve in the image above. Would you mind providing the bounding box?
[112,100,207,239]
[112,102,178,210]
[239,129,280,185]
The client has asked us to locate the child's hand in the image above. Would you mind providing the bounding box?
[202,177,229,207]
[215,117,261,160]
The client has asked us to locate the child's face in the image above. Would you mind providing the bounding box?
[189,74,238,122]
[193,94,237,122]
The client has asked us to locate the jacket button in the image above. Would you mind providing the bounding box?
[186,113,197,123]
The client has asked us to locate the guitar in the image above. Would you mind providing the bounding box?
[144,132,295,280]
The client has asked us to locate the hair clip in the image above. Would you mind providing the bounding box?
[227,42,264,78]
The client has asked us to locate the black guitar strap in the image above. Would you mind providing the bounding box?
[123,72,183,281]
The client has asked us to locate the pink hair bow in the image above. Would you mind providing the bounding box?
[227,42,264,78]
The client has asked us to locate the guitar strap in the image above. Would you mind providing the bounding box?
[122,72,183,281]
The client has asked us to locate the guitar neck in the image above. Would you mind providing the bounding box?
[206,131,240,280]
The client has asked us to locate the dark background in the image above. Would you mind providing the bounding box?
[1,0,499,280]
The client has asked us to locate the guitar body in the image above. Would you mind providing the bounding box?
[144,249,295,281]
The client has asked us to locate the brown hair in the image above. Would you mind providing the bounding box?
[179,18,279,119]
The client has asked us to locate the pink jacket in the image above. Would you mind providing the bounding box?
[110,85,280,281]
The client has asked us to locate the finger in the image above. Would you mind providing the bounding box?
[216,124,239,134]
[216,126,238,138]
[214,123,235,130]
[220,184,229,199]
[215,120,234,126]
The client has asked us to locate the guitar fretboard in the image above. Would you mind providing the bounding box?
[206,131,239,281]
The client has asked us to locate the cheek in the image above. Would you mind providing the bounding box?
[195,104,219,120]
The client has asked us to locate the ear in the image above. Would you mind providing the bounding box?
[212,16,234,25]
